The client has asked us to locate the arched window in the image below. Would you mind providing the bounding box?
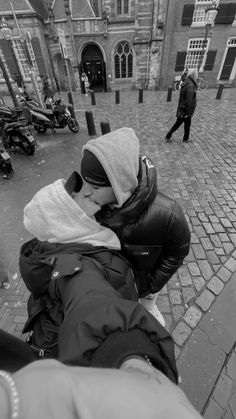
[114,41,133,79]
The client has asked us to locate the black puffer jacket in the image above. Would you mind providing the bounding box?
[176,76,197,118]
[96,155,191,297]
[20,239,178,383]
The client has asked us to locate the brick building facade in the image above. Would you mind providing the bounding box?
[162,0,236,89]
[0,0,236,93]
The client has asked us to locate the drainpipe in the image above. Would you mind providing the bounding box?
[159,0,170,89]
[145,0,155,89]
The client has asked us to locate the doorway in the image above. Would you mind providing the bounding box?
[81,44,106,92]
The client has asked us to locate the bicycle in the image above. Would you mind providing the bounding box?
[174,76,208,91]
[196,77,208,90]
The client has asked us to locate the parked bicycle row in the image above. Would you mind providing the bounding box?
[0,94,80,179]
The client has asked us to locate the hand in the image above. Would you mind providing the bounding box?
[10,359,203,419]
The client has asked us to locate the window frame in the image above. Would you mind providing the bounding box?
[185,37,210,71]
[116,0,130,16]
[192,0,220,28]
[113,40,133,79]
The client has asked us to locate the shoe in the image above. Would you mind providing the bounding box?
[140,294,166,327]
[165,133,172,142]
[183,138,192,143]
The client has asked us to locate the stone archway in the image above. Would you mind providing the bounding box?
[81,43,106,92]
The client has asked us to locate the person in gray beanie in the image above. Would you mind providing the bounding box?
[80,127,191,326]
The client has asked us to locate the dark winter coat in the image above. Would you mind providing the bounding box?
[96,155,191,297]
[176,76,197,118]
[20,239,178,383]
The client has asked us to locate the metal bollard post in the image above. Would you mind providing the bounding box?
[138,89,143,103]
[167,86,172,102]
[100,121,111,135]
[115,90,120,104]
[216,84,224,100]
[68,104,76,119]
[90,91,96,106]
[81,81,86,95]
[68,92,74,106]
[85,111,96,136]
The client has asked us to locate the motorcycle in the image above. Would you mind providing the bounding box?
[0,147,14,179]
[0,117,37,156]
[20,97,79,134]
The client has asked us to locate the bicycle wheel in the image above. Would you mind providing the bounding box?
[197,77,208,90]
[200,79,208,89]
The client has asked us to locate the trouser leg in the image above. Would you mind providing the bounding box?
[183,117,191,141]
[167,117,184,138]
[139,293,165,327]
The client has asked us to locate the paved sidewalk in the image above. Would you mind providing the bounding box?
[0,88,236,416]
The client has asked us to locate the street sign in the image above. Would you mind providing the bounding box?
[57,28,68,59]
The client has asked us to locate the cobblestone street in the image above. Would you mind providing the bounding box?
[0,88,236,416]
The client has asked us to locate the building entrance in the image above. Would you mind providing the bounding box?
[81,44,106,92]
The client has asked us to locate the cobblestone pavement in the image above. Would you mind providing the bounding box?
[0,88,236,415]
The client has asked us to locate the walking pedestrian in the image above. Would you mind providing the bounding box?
[81,72,90,96]
[166,68,198,143]
[80,127,191,325]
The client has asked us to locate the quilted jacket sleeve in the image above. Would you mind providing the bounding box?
[149,202,191,294]
[49,256,178,384]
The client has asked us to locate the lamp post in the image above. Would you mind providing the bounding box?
[198,0,220,72]
[198,1,219,73]
[0,55,18,107]
[0,17,24,88]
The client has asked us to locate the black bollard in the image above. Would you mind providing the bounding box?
[100,121,111,135]
[216,84,224,100]
[68,91,74,106]
[68,104,76,119]
[81,81,86,95]
[167,86,172,102]
[138,89,143,103]
[90,91,96,106]
[115,90,120,104]
[85,111,96,136]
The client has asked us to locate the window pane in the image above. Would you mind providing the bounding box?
[114,41,133,79]
[124,0,129,14]
[124,42,129,53]
[114,54,120,78]
[121,54,126,78]
[117,43,123,54]
[127,54,133,77]
[186,38,209,70]
[117,0,121,15]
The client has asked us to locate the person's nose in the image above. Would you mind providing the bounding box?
[83,185,92,197]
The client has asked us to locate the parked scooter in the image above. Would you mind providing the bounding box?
[0,146,14,179]
[0,117,37,156]
[21,97,79,134]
